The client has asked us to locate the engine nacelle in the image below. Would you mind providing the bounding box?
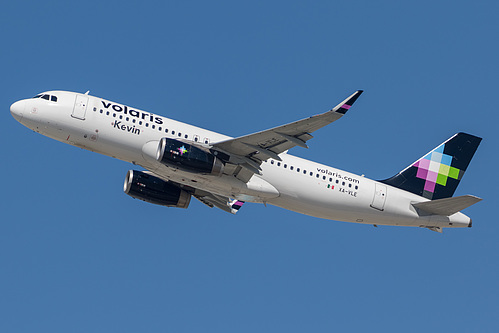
[157,138,224,176]
[123,170,191,208]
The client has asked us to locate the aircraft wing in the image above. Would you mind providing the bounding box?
[212,90,363,179]
[142,170,245,214]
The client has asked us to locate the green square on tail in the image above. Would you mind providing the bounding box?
[439,164,450,176]
[436,174,448,186]
[449,167,460,179]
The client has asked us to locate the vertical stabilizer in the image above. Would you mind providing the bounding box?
[381,133,481,200]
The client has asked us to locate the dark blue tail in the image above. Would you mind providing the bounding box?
[381,133,482,200]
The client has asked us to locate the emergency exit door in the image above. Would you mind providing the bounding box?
[72,95,88,120]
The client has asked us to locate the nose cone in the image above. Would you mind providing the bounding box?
[10,100,26,122]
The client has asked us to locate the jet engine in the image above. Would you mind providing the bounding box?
[156,138,224,176]
[123,170,191,208]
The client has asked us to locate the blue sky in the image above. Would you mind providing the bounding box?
[1,0,498,332]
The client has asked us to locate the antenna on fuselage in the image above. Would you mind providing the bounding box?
[84,91,90,95]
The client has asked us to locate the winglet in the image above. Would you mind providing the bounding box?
[332,90,363,114]
[229,199,245,214]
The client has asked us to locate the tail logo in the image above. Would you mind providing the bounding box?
[381,132,481,200]
[412,144,462,194]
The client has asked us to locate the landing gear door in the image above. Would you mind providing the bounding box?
[72,95,88,120]
[371,183,387,211]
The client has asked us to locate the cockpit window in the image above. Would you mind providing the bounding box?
[32,94,58,102]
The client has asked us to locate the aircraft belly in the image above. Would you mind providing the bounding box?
[268,194,420,226]
[264,175,423,226]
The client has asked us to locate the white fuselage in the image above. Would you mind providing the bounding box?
[10,91,471,229]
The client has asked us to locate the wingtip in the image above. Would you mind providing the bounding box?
[334,90,364,114]
[352,90,364,99]
[229,200,245,214]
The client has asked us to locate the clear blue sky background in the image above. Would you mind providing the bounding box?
[1,1,498,332]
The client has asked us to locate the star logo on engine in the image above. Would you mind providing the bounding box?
[178,146,188,155]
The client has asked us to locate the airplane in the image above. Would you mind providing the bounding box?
[10,90,482,232]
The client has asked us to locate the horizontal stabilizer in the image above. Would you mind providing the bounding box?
[413,195,482,216]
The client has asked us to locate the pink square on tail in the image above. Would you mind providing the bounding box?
[419,158,431,169]
[416,168,428,179]
[427,171,438,182]
[424,181,436,192]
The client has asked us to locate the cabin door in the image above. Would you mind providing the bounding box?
[72,95,88,120]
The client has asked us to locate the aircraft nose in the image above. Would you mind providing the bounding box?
[10,100,26,122]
